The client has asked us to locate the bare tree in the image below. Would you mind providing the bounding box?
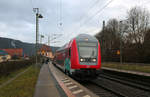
[106,19,120,49]
[126,6,150,44]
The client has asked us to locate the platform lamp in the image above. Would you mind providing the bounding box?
[33,8,43,66]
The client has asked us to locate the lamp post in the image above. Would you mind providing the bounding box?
[33,8,43,65]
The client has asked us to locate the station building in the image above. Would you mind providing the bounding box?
[39,45,54,59]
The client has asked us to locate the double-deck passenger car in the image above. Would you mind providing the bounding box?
[53,34,101,79]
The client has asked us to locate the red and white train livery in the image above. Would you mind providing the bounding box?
[53,34,101,79]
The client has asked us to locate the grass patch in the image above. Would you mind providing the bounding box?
[102,63,150,73]
[0,67,28,85]
[0,65,40,97]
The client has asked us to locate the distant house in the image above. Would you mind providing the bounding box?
[0,50,11,62]
[2,48,23,58]
[39,45,54,58]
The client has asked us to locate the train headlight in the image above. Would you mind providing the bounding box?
[92,58,96,62]
[80,58,85,62]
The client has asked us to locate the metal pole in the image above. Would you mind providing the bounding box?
[36,13,39,65]
[102,20,105,62]
[33,8,39,65]
[120,21,123,64]
[33,8,43,66]
[48,36,50,46]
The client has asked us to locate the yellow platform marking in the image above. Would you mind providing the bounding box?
[72,89,83,94]
[83,95,91,97]
[68,85,78,89]
[65,82,73,86]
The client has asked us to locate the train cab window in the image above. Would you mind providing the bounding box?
[78,42,97,58]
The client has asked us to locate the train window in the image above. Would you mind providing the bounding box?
[79,46,97,58]
[69,48,71,57]
[78,42,97,47]
[78,42,97,58]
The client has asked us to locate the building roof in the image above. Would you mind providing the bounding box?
[76,34,98,42]
[56,34,98,52]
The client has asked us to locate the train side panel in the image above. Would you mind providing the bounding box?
[70,39,79,69]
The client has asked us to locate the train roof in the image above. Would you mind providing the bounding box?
[56,34,98,52]
[56,43,67,52]
[75,34,98,42]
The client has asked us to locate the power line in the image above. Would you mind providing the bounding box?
[63,0,101,40]
[66,0,114,39]
[79,0,101,24]
[78,0,114,32]
[57,0,63,29]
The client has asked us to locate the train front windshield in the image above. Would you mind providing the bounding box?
[78,42,97,59]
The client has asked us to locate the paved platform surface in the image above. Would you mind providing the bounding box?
[34,64,61,97]
[34,62,98,97]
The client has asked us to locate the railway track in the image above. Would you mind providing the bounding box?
[95,76,150,97]
[102,69,150,87]
[81,81,120,97]
[54,63,150,97]
[80,72,150,97]
[100,73,150,91]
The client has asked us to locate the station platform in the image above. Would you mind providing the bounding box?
[34,62,98,97]
[102,67,150,77]
[34,64,62,97]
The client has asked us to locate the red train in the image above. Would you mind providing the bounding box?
[53,34,101,79]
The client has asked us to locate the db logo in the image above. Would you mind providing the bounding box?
[87,66,90,68]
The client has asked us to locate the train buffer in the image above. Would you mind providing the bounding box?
[34,62,98,97]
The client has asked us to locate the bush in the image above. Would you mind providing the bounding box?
[0,59,35,77]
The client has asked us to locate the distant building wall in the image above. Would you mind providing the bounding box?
[39,45,54,58]
[3,48,23,57]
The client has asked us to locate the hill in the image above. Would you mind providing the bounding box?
[0,37,59,56]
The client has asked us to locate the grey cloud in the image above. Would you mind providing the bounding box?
[0,0,149,46]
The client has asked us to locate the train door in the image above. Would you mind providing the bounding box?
[64,48,71,75]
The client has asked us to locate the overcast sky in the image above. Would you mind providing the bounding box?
[0,0,150,46]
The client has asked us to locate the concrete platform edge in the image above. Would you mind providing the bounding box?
[47,64,68,97]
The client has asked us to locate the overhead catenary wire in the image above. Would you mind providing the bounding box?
[66,0,115,40]
[78,0,114,32]
[57,0,63,30]
[30,0,114,46]
[65,0,102,41]
[53,0,64,46]
[63,0,101,41]
[79,0,101,24]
